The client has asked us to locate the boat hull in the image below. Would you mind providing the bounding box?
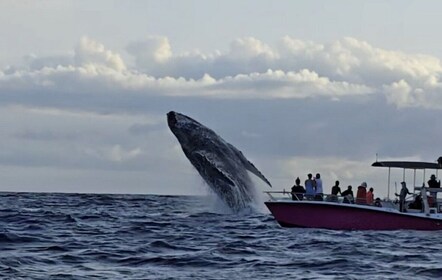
[265,201,442,230]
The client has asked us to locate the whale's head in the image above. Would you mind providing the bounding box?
[167,111,214,149]
[167,111,199,133]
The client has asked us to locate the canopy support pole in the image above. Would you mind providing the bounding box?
[413,169,416,190]
[388,167,391,200]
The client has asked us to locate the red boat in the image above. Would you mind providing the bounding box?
[265,159,442,230]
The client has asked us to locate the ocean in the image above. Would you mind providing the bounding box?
[1,192,441,279]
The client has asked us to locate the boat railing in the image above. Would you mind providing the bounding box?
[264,190,293,200]
[414,187,442,192]
[263,191,356,204]
[411,186,442,214]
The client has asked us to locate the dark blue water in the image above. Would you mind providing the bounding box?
[1,192,441,279]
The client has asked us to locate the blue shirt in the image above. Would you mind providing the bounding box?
[305,179,315,195]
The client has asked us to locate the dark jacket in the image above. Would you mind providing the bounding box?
[341,189,354,203]
[291,185,305,200]
[428,179,441,188]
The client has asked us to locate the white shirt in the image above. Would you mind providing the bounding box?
[315,178,323,194]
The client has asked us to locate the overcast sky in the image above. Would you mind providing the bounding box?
[1,1,442,198]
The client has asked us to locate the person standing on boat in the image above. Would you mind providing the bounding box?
[314,173,323,201]
[428,174,440,188]
[330,180,341,202]
[366,187,374,205]
[428,174,440,202]
[341,185,354,203]
[291,177,305,201]
[395,181,412,212]
[305,173,315,200]
[356,182,368,204]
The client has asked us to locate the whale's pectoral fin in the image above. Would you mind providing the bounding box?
[244,159,272,187]
[193,152,235,187]
[229,145,272,187]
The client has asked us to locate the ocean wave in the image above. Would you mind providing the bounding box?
[1,193,442,279]
[0,232,42,243]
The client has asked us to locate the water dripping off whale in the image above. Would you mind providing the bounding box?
[167,111,272,212]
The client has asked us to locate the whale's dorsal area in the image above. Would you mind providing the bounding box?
[167,111,271,211]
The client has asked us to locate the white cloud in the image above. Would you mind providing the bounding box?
[229,37,278,60]
[1,36,442,195]
[126,36,172,67]
[1,36,442,110]
[75,37,126,71]
[383,79,414,108]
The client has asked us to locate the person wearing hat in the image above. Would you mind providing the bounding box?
[395,182,412,212]
[428,174,440,188]
[356,182,368,204]
[427,174,440,204]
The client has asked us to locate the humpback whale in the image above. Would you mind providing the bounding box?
[167,111,272,211]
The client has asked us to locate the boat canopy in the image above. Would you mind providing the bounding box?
[372,161,442,170]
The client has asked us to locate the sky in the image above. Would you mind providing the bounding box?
[1,1,442,198]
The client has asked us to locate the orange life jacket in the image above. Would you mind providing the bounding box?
[366,191,374,205]
[356,186,367,204]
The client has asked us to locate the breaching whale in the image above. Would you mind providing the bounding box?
[167,111,272,211]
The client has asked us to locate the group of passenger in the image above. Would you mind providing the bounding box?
[400,174,441,212]
[289,172,442,212]
[393,174,442,212]
[290,174,381,206]
[406,174,440,212]
[355,182,377,205]
[291,173,323,201]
